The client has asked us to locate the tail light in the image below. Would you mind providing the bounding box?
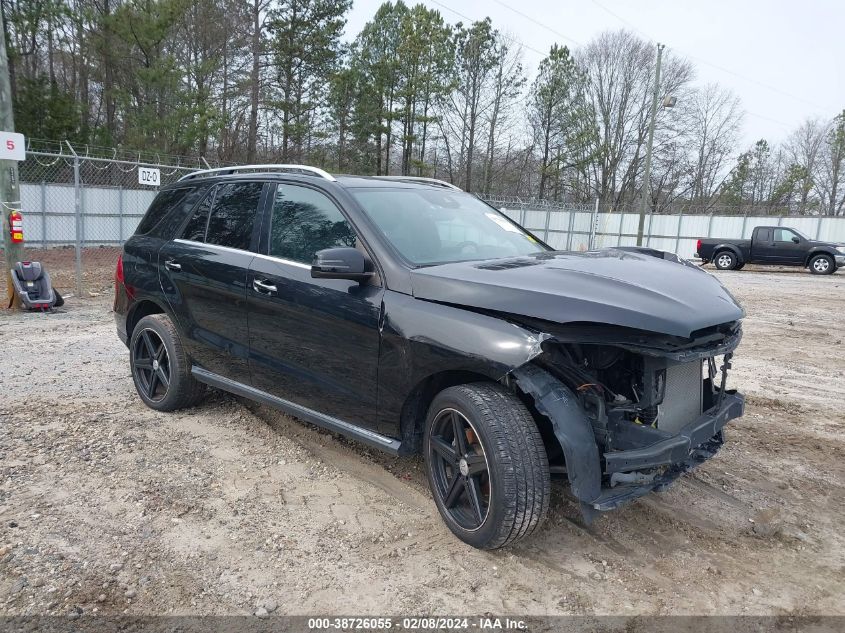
[696,239,701,255]
[115,253,125,286]
[114,253,133,303]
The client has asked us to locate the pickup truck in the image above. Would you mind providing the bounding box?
[696,226,845,274]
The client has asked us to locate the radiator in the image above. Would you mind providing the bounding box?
[658,360,704,434]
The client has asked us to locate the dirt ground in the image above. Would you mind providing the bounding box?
[0,264,843,618]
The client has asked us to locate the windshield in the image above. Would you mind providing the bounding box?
[350,188,548,265]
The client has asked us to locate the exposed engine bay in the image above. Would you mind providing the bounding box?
[507,318,744,516]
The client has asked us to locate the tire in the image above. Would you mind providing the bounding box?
[714,251,737,270]
[129,314,206,411]
[423,383,550,549]
[809,253,835,275]
[52,289,64,307]
[733,262,745,271]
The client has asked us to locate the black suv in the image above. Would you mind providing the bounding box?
[115,165,745,549]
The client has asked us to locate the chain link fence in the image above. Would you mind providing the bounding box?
[6,141,845,303]
[7,142,203,298]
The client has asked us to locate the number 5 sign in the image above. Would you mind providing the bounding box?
[0,132,26,161]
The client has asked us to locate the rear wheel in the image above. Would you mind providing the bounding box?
[424,383,550,549]
[809,254,834,275]
[130,314,205,411]
[714,251,737,270]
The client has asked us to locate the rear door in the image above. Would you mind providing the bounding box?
[246,182,383,430]
[122,185,207,310]
[159,180,268,383]
[749,228,772,262]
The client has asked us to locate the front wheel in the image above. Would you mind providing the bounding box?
[424,383,550,549]
[809,254,835,275]
[714,251,737,270]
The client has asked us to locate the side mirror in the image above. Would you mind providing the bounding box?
[792,236,800,244]
[311,247,373,282]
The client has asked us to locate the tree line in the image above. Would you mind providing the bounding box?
[3,0,844,215]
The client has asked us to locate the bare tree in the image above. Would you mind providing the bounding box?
[576,30,694,209]
[785,117,827,214]
[685,83,744,209]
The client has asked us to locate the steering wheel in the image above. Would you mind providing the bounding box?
[455,241,479,254]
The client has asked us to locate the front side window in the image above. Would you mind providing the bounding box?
[350,188,546,265]
[206,182,264,251]
[774,228,799,243]
[270,185,357,263]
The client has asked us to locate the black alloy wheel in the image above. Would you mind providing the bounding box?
[428,407,491,530]
[424,383,550,549]
[132,328,171,403]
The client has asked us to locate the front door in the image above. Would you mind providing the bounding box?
[246,183,383,430]
[159,181,267,383]
[759,227,806,264]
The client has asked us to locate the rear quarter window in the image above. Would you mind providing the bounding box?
[135,186,207,238]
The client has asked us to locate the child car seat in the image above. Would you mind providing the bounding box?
[10,261,59,310]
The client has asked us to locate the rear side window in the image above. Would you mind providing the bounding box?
[136,187,201,236]
[181,189,215,242]
[206,182,264,251]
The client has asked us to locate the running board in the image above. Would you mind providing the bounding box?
[191,366,403,455]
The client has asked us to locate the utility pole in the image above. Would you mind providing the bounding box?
[0,10,23,308]
[636,42,665,246]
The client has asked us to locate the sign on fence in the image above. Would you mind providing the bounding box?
[138,167,161,186]
[0,132,26,161]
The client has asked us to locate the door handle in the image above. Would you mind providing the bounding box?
[164,259,181,271]
[253,279,277,294]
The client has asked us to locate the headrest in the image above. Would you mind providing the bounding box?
[14,261,43,282]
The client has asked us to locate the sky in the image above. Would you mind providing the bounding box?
[343,0,845,148]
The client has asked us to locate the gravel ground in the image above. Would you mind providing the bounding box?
[0,266,843,617]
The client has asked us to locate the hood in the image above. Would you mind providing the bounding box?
[810,239,845,249]
[410,250,745,339]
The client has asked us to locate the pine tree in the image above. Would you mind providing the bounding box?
[269,0,351,163]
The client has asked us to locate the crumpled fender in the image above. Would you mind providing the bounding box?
[511,363,602,503]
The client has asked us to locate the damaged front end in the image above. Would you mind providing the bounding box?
[508,320,744,522]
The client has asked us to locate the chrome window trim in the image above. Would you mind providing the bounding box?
[253,253,311,270]
[173,239,312,270]
[173,238,253,257]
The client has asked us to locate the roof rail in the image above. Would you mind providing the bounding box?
[373,176,462,191]
[178,164,336,182]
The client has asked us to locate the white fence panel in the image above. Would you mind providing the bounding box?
[779,217,818,238]
[482,198,845,257]
[818,218,845,242]
[523,210,547,231]
[710,216,746,238]
[679,215,710,240]
[548,210,571,231]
